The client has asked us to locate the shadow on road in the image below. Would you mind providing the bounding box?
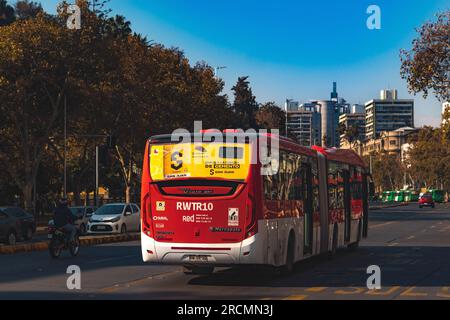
[187,246,450,289]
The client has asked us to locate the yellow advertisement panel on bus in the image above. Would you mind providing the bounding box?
[150,143,251,181]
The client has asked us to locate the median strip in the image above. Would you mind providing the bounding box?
[369,203,410,211]
[0,233,140,255]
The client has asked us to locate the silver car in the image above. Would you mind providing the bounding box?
[70,206,97,235]
[87,204,140,234]
[48,206,96,236]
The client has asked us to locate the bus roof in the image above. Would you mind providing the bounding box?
[148,132,317,157]
[312,146,367,168]
[147,133,366,165]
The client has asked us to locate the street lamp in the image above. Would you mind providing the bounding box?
[63,96,67,198]
[214,66,227,78]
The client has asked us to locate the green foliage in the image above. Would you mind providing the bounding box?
[231,76,259,129]
[14,0,43,20]
[255,102,286,134]
[400,11,450,102]
[0,0,234,208]
[406,126,450,191]
[368,152,405,192]
[0,0,15,26]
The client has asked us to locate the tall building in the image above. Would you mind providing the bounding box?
[315,100,339,147]
[339,112,366,148]
[351,104,365,114]
[285,99,299,112]
[365,89,414,140]
[286,103,321,146]
[331,82,338,101]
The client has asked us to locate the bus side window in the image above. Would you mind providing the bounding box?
[311,158,320,213]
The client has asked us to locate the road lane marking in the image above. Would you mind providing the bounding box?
[388,242,399,247]
[305,287,327,293]
[365,286,401,296]
[400,287,428,297]
[437,287,450,298]
[370,221,397,229]
[283,295,308,300]
[86,254,136,265]
[100,270,181,293]
[335,287,365,295]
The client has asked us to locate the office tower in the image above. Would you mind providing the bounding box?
[286,102,321,146]
[365,89,414,140]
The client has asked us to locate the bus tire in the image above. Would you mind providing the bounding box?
[328,224,338,259]
[183,266,214,275]
[280,232,295,276]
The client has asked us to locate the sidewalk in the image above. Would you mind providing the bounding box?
[0,233,140,255]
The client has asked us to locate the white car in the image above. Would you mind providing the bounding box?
[87,203,140,234]
[48,206,97,236]
[70,206,97,235]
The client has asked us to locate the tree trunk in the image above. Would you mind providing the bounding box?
[23,181,33,213]
[125,185,131,204]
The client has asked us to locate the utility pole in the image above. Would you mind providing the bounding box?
[63,96,67,198]
[95,145,99,207]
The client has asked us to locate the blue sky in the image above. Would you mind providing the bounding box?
[40,0,449,127]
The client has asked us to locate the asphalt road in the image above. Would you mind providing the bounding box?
[1,203,449,300]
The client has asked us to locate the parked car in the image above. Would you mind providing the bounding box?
[48,206,96,236]
[419,194,435,209]
[87,203,140,234]
[70,206,97,235]
[0,207,36,245]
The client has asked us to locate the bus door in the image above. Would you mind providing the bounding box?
[303,163,313,255]
[362,173,371,238]
[343,170,351,243]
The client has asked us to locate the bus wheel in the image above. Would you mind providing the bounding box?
[328,224,338,259]
[280,233,295,276]
[183,266,214,275]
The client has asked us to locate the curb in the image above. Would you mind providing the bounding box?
[0,233,140,255]
[369,203,410,211]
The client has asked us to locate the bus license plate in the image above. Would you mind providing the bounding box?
[189,255,208,263]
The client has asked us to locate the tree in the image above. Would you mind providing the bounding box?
[14,0,43,20]
[400,11,450,102]
[0,0,236,207]
[369,152,405,192]
[231,76,259,129]
[0,0,15,25]
[0,0,129,210]
[339,123,360,148]
[406,126,449,191]
[255,102,286,134]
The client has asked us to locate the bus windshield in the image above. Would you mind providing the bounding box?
[149,142,252,182]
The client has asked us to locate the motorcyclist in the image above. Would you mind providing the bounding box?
[53,197,76,243]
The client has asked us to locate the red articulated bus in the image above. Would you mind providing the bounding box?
[141,131,370,275]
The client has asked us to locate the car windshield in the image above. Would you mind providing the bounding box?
[95,205,124,215]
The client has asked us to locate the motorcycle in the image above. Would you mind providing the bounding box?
[48,222,80,258]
